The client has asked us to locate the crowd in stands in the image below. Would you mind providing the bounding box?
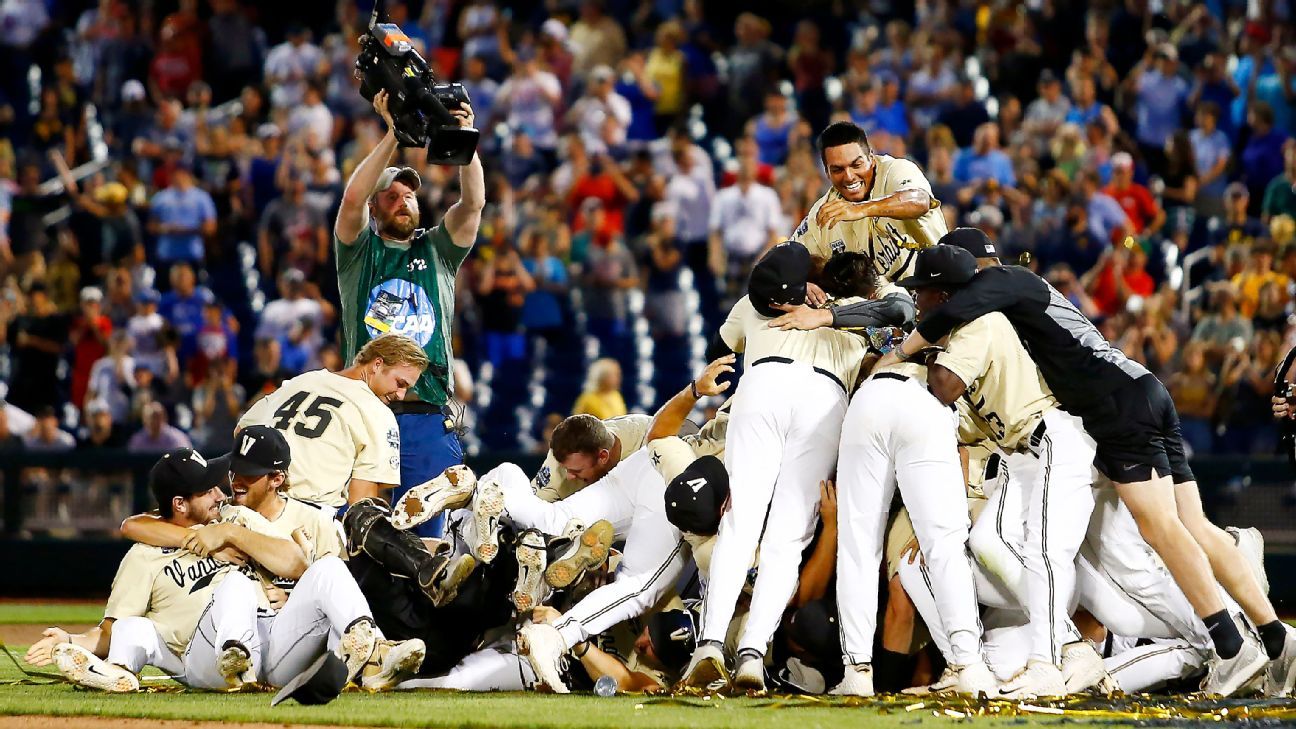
[2,0,1296,465]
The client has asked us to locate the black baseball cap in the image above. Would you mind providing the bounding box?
[896,245,978,289]
[748,241,811,317]
[149,449,231,508]
[271,652,348,706]
[663,455,729,536]
[939,227,1001,259]
[787,599,842,664]
[646,607,699,671]
[228,425,292,477]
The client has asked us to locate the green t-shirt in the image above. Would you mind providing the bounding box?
[1263,174,1296,221]
[336,224,470,405]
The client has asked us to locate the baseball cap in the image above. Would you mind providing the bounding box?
[747,241,811,318]
[228,425,292,477]
[1111,151,1134,170]
[541,18,568,42]
[1226,181,1249,199]
[645,607,699,671]
[86,398,111,416]
[1037,68,1058,85]
[590,65,615,83]
[149,448,231,509]
[272,652,348,707]
[257,123,283,140]
[663,455,730,536]
[135,287,161,304]
[896,245,978,289]
[121,79,146,102]
[374,166,422,197]
[80,286,104,303]
[94,182,128,205]
[939,227,1001,259]
[787,599,842,666]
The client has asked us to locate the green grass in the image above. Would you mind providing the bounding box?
[0,603,103,625]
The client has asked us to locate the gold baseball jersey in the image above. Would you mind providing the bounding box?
[791,154,946,282]
[533,414,652,502]
[238,369,402,507]
[221,500,342,590]
[682,397,731,459]
[104,539,267,656]
[720,296,869,393]
[935,312,1058,452]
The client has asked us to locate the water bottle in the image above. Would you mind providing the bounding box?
[594,675,618,697]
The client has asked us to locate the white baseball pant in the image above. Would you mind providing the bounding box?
[397,641,537,691]
[701,360,847,655]
[1105,638,1206,693]
[969,451,1026,609]
[835,374,981,667]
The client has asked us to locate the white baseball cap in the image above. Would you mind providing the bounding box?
[121,80,146,102]
[373,166,422,197]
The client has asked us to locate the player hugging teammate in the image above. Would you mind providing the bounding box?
[27,121,1294,703]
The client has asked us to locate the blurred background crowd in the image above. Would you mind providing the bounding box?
[2,0,1296,476]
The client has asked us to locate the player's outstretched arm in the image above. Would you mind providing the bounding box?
[336,91,399,245]
[647,355,735,442]
[218,524,309,581]
[442,103,486,249]
[816,188,933,227]
[25,620,113,665]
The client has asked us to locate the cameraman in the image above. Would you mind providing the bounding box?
[334,89,484,537]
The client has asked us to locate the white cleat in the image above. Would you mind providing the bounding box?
[217,641,256,689]
[732,652,766,692]
[901,666,957,695]
[1203,630,1269,697]
[1061,640,1110,693]
[391,465,477,530]
[1263,625,1296,698]
[53,643,139,692]
[338,618,379,683]
[511,529,549,612]
[361,638,426,691]
[830,663,874,697]
[998,661,1068,699]
[544,519,613,589]
[953,660,999,697]
[679,642,730,691]
[517,622,569,694]
[468,476,506,563]
[1227,526,1269,595]
[431,553,478,608]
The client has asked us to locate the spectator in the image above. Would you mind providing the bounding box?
[1065,76,1103,128]
[86,330,135,425]
[519,228,568,341]
[1189,52,1238,141]
[569,0,627,79]
[264,24,323,111]
[6,282,67,415]
[258,171,327,277]
[582,232,639,342]
[1254,47,1296,137]
[725,13,782,136]
[1212,183,1266,250]
[1168,340,1217,455]
[495,50,563,159]
[568,65,631,155]
[1217,331,1281,455]
[1129,43,1189,174]
[243,337,290,400]
[78,398,126,449]
[148,162,216,266]
[157,262,210,363]
[1263,139,1296,223]
[1241,102,1290,208]
[457,0,502,72]
[5,162,62,282]
[132,99,193,172]
[661,134,715,308]
[641,203,688,338]
[1023,69,1070,152]
[572,357,626,419]
[247,123,284,220]
[101,268,136,328]
[644,21,685,133]
[108,81,154,157]
[1103,152,1165,237]
[127,288,168,375]
[256,268,329,346]
[749,91,796,167]
[786,20,833,132]
[1190,284,1254,365]
[709,153,782,300]
[126,401,191,452]
[188,295,238,385]
[568,150,638,234]
[953,123,1016,188]
[906,44,957,130]
[205,0,265,103]
[476,243,535,368]
[1160,131,1198,235]
[69,286,113,409]
[1232,242,1289,319]
[286,81,333,151]
[460,56,499,130]
[537,18,575,89]
[1191,101,1231,218]
[149,17,203,101]
[1083,241,1155,319]
[1076,170,1131,244]
[937,75,991,150]
[23,407,75,452]
[190,356,244,453]
[1253,280,1289,333]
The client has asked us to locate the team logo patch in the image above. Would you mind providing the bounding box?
[792,215,810,238]
[536,465,551,489]
[364,279,436,346]
[830,239,846,255]
[387,427,401,451]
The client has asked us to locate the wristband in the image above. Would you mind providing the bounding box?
[690,380,701,399]
[572,642,591,658]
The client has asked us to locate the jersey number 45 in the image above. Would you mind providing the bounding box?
[273,392,344,439]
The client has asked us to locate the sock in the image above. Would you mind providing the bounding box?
[873,649,915,693]
[1203,610,1243,659]
[736,647,763,662]
[1259,621,1288,659]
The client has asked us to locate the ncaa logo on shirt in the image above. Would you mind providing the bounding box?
[536,465,551,489]
[363,279,436,346]
[830,239,846,255]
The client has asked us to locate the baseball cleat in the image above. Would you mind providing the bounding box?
[544,519,613,589]
[1263,624,1296,697]
[1227,526,1269,595]
[732,651,766,692]
[1061,640,1110,693]
[217,640,256,689]
[998,661,1067,699]
[679,642,729,691]
[338,617,379,683]
[1203,630,1269,697]
[517,622,569,694]
[361,638,426,691]
[431,553,478,608]
[391,465,477,531]
[953,660,999,697]
[830,663,874,696]
[53,643,139,692]
[902,666,956,695]
[468,476,506,563]
[512,529,549,612]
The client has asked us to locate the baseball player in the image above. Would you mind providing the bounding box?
[831,247,996,698]
[880,232,1281,693]
[790,121,947,302]
[532,414,654,502]
[237,333,425,508]
[764,251,916,335]
[681,241,868,693]
[26,449,424,692]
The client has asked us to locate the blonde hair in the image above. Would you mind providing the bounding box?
[353,334,431,371]
[584,358,621,393]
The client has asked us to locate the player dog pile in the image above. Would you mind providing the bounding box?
[23,124,1295,706]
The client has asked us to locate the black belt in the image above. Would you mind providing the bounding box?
[873,372,909,383]
[389,400,454,417]
[752,356,847,394]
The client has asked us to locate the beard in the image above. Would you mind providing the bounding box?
[377,207,419,240]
